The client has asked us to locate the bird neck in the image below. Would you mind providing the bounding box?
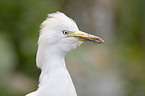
[36,44,77,96]
[36,43,67,68]
[37,44,67,81]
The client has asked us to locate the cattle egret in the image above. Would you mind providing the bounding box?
[26,12,104,96]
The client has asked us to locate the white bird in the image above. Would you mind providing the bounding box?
[26,12,104,96]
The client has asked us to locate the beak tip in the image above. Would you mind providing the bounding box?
[101,39,105,43]
[96,37,104,43]
[96,39,104,44]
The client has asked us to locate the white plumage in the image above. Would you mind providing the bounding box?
[26,12,104,96]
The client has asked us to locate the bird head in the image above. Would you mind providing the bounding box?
[38,12,104,52]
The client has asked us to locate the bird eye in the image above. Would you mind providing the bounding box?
[63,30,69,35]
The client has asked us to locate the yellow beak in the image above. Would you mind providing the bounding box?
[68,31,104,44]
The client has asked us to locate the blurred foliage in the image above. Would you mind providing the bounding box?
[0,0,145,96]
[114,0,145,95]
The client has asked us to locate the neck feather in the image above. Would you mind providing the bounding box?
[35,44,77,96]
[36,44,66,82]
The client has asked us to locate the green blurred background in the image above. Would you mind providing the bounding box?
[0,0,145,96]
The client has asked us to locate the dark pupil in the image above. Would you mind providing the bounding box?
[64,31,68,34]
